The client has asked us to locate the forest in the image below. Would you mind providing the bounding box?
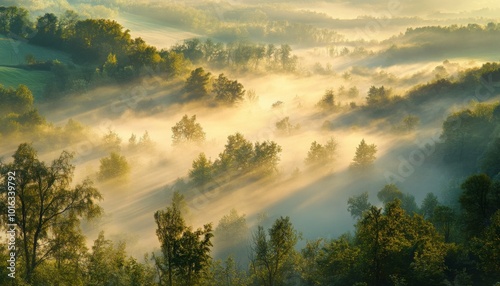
[0,1,499,285]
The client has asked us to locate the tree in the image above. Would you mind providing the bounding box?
[210,256,250,286]
[377,184,403,205]
[316,235,360,285]
[215,133,254,176]
[250,216,299,286]
[154,194,185,286]
[154,192,213,286]
[459,174,500,238]
[0,84,34,116]
[350,139,377,170]
[101,130,122,153]
[420,193,439,220]
[275,117,300,136]
[189,153,213,187]
[366,86,391,106]
[348,192,372,220]
[214,209,249,262]
[31,13,61,48]
[185,67,211,100]
[212,73,245,106]
[0,143,102,283]
[171,115,206,146]
[471,210,500,283]
[316,89,336,111]
[401,115,420,133]
[87,232,155,286]
[70,19,131,64]
[432,206,455,242]
[103,53,118,77]
[481,138,500,177]
[97,152,130,181]
[355,201,447,286]
[253,140,282,175]
[305,138,337,168]
[401,194,419,215]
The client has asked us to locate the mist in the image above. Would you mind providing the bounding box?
[1,0,500,284]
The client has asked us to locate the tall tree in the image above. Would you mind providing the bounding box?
[420,193,439,220]
[214,209,249,262]
[250,216,298,286]
[154,192,213,285]
[0,143,102,283]
[459,174,500,238]
[356,201,447,286]
[350,139,377,170]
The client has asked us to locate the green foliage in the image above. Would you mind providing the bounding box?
[211,133,282,179]
[481,138,500,177]
[305,138,338,169]
[97,152,130,181]
[350,139,377,170]
[348,192,372,220]
[189,153,213,187]
[440,101,499,173]
[0,84,34,116]
[251,216,299,286]
[432,206,455,242]
[355,201,447,286]
[214,209,249,261]
[171,114,206,146]
[253,140,282,175]
[155,193,213,286]
[420,193,439,220]
[216,133,254,175]
[0,6,32,37]
[0,143,102,283]
[209,256,250,286]
[471,210,500,283]
[70,19,131,64]
[87,232,155,286]
[378,184,403,204]
[366,86,391,106]
[394,115,420,133]
[173,38,299,72]
[185,67,212,100]
[315,235,360,285]
[212,73,245,106]
[459,174,500,238]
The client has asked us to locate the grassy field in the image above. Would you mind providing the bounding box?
[0,34,71,99]
[0,66,53,99]
[0,34,71,65]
